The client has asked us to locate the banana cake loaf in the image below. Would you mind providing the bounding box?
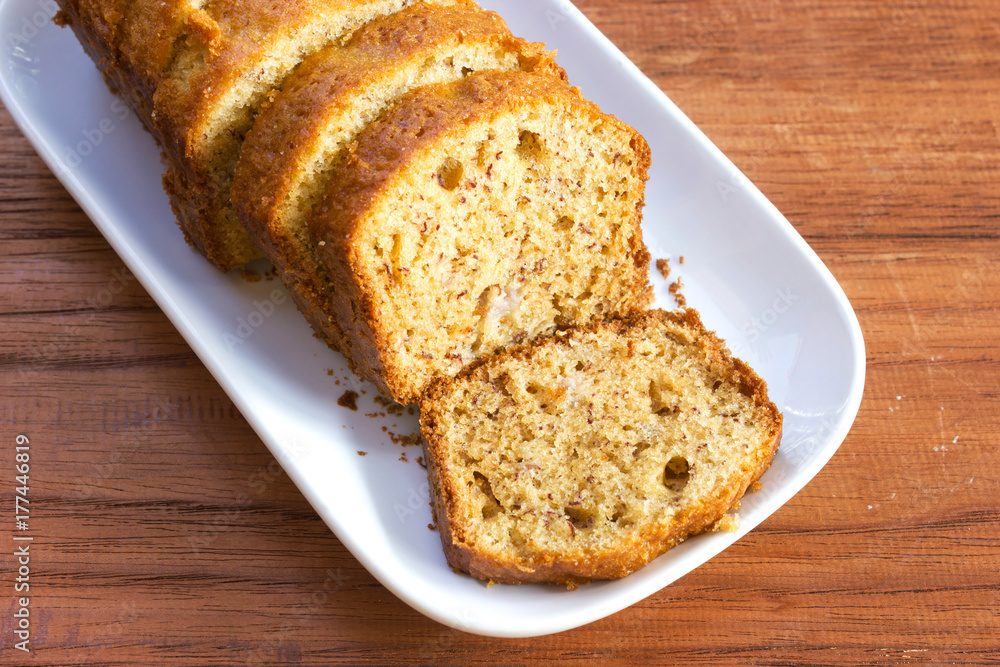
[232,0,564,355]
[419,309,783,587]
[309,69,654,405]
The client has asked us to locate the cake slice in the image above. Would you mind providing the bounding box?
[419,309,783,587]
[232,0,563,353]
[310,70,654,404]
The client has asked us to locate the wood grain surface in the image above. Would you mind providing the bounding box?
[2,0,999,664]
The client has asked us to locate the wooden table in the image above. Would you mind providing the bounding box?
[2,0,998,663]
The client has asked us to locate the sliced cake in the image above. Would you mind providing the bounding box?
[57,0,455,269]
[153,0,458,270]
[419,309,783,587]
[309,70,654,404]
[232,0,564,352]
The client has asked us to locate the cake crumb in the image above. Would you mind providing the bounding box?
[337,391,359,411]
[388,430,422,447]
[357,451,367,457]
[239,269,261,283]
[751,481,763,493]
[326,369,334,376]
[427,523,436,531]
[712,513,740,532]
[417,456,425,468]
[655,258,671,280]
[375,395,406,416]
[669,278,687,307]
[399,452,408,462]
[679,255,685,265]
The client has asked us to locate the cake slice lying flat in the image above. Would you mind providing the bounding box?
[233,1,562,352]
[310,70,654,404]
[419,309,783,587]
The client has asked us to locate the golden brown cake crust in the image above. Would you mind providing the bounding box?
[419,309,783,587]
[310,70,653,404]
[55,1,225,132]
[117,2,195,111]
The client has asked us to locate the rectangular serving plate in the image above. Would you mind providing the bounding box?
[0,0,865,638]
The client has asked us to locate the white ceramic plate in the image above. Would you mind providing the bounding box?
[0,0,865,638]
